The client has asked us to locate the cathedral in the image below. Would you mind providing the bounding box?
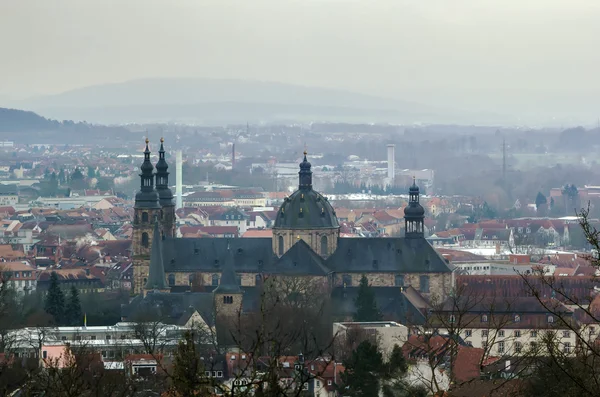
[130,139,454,322]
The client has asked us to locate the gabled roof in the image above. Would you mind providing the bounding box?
[331,286,426,324]
[162,237,276,273]
[269,240,329,276]
[327,238,452,273]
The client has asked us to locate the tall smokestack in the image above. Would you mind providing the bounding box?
[176,150,183,209]
[232,143,235,170]
[387,144,395,184]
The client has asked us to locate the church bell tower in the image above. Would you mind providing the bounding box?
[133,138,162,294]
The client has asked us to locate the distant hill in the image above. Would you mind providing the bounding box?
[0,107,60,132]
[0,107,133,144]
[14,78,485,125]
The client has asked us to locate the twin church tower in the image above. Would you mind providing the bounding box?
[132,138,176,289]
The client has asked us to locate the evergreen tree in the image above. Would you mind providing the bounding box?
[536,192,548,216]
[170,331,211,396]
[69,168,87,190]
[87,166,96,179]
[44,272,65,325]
[66,286,82,326]
[340,340,384,396]
[353,275,383,322]
[58,168,66,185]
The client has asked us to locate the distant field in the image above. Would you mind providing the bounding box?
[488,153,586,170]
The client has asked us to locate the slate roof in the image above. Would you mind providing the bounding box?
[145,222,167,290]
[124,291,215,325]
[162,237,276,273]
[268,240,329,276]
[274,188,339,230]
[331,286,426,325]
[161,236,452,275]
[326,238,452,273]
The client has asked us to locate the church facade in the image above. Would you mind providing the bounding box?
[132,141,454,302]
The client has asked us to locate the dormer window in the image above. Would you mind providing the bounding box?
[481,314,488,323]
[514,314,521,323]
[547,315,554,323]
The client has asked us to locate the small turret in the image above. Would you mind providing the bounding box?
[404,177,425,238]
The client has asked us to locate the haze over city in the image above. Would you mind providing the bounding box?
[2,1,600,396]
[1,0,600,125]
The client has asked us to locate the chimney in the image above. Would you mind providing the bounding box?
[176,151,183,210]
[232,143,236,170]
[495,243,501,255]
[386,144,395,184]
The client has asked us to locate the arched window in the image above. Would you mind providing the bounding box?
[168,274,175,286]
[189,274,194,286]
[141,212,149,223]
[141,232,149,248]
[255,274,262,285]
[278,235,284,256]
[321,235,328,256]
[481,314,488,323]
[212,274,219,286]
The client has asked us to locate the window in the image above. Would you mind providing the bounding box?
[316,380,321,388]
[168,274,175,286]
[419,275,430,293]
[547,315,554,323]
[449,315,456,323]
[514,342,523,353]
[514,330,521,337]
[481,314,488,323]
[223,296,233,304]
[141,232,149,248]
[212,274,219,286]
[106,335,111,340]
[498,330,505,337]
[217,371,223,378]
[395,275,405,287]
[42,350,47,359]
[321,235,328,256]
[278,235,284,256]
[61,336,67,341]
[255,274,262,285]
[328,380,332,386]
[482,330,489,337]
[342,274,352,287]
[189,274,194,286]
[531,331,538,338]
[564,342,571,353]
[514,314,520,323]
[497,341,505,353]
[563,331,570,338]
[90,335,96,340]
[141,212,149,223]
[465,330,472,337]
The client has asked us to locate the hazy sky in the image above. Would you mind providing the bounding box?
[1,0,599,118]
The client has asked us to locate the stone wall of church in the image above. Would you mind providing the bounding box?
[272,228,339,258]
[161,205,176,238]
[132,208,162,256]
[333,272,453,300]
[214,293,242,317]
[133,258,149,295]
